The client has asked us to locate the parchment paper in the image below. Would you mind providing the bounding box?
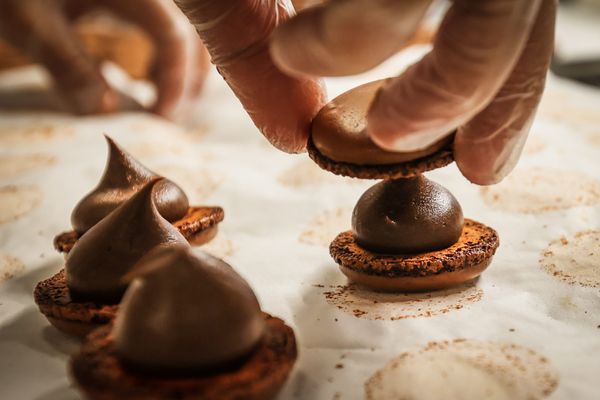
[0,44,599,400]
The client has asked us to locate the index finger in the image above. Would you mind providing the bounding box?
[174,0,325,153]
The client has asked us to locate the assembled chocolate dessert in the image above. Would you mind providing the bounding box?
[34,179,187,337]
[54,135,223,253]
[70,245,297,400]
[311,81,499,292]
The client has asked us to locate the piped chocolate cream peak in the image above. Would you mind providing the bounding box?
[66,179,187,303]
[71,135,189,234]
[352,176,464,254]
[311,80,452,166]
[113,245,265,374]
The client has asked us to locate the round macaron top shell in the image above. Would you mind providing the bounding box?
[352,176,464,254]
[311,80,452,166]
[113,245,265,374]
[71,135,189,234]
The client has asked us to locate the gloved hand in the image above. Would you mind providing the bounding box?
[0,0,209,118]
[271,0,556,185]
[176,0,555,184]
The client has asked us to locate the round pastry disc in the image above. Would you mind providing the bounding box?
[70,314,297,400]
[307,138,454,180]
[34,269,118,338]
[329,219,500,292]
[308,79,454,179]
[54,206,224,254]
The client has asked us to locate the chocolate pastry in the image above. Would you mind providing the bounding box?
[352,177,463,254]
[70,246,297,400]
[114,245,265,373]
[71,135,188,234]
[35,179,188,337]
[308,80,454,179]
[54,135,223,253]
[311,79,500,291]
[330,177,498,292]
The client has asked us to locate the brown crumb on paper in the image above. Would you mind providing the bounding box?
[321,283,482,320]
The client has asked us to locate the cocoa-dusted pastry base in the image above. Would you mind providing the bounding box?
[34,269,118,338]
[54,206,224,254]
[307,137,454,180]
[70,313,297,400]
[330,219,500,292]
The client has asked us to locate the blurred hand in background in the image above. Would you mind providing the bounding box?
[0,0,209,118]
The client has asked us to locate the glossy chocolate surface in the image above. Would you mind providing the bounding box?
[71,135,188,233]
[66,179,187,303]
[113,245,265,373]
[311,80,452,165]
[352,176,463,254]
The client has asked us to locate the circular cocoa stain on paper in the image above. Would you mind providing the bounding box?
[322,283,482,320]
[299,207,352,247]
[154,164,222,203]
[278,159,361,188]
[0,185,42,224]
[0,254,25,283]
[0,124,74,145]
[366,339,559,400]
[539,89,600,127]
[128,141,190,159]
[480,167,600,213]
[540,230,600,288]
[0,153,56,178]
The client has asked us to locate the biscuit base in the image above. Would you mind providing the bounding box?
[330,219,499,292]
[34,269,117,338]
[307,137,454,180]
[54,206,224,254]
[339,259,491,292]
[70,313,297,400]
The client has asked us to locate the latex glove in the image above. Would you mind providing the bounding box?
[173,0,325,153]
[0,0,209,118]
[271,0,556,185]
